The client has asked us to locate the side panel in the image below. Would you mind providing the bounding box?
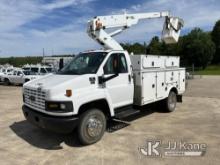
[178,69,186,93]
[142,56,163,69]
[133,71,142,105]
[156,72,166,99]
[133,68,185,106]
[165,56,180,67]
[165,71,178,84]
[142,72,156,104]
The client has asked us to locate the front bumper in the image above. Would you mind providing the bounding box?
[22,105,78,134]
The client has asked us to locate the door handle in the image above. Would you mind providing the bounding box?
[128,74,131,83]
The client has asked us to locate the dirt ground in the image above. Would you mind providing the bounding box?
[0,76,220,165]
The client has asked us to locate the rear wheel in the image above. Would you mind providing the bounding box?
[164,91,177,112]
[78,108,106,145]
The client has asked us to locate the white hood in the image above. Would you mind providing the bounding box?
[23,74,97,99]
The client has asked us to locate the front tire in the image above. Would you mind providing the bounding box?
[78,109,106,145]
[164,91,177,112]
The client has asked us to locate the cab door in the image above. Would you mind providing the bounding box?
[103,53,134,108]
[9,71,17,83]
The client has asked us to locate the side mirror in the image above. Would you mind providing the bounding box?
[98,72,119,84]
[98,75,105,84]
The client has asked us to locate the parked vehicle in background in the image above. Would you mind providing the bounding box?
[0,67,14,82]
[42,56,74,71]
[0,67,4,81]
[3,68,43,85]
[22,64,54,75]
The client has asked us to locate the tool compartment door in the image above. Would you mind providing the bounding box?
[165,70,179,84]
[142,72,156,104]
[156,72,166,99]
[178,69,186,92]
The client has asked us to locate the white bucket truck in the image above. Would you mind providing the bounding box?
[22,11,185,145]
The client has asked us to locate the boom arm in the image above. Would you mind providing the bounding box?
[87,11,184,50]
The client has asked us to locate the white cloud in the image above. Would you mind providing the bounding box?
[0,0,42,32]
[43,0,95,10]
[0,24,98,56]
[127,0,220,29]
[0,0,96,56]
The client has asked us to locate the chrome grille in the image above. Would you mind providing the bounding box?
[24,88,46,111]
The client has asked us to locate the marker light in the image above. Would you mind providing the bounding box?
[60,104,66,110]
[66,89,72,97]
[48,103,59,109]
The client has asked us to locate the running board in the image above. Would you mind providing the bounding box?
[114,105,140,119]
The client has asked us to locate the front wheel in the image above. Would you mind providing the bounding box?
[77,109,106,145]
[164,91,177,112]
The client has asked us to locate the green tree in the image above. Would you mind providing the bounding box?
[211,20,220,64]
[0,56,43,67]
[180,28,215,69]
[147,36,163,54]
[121,42,146,54]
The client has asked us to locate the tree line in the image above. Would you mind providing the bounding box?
[0,56,43,67]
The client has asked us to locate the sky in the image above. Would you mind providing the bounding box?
[0,0,219,57]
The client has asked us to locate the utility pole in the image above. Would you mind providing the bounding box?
[42,48,45,65]
[43,48,45,57]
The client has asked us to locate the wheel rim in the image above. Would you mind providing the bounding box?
[168,92,176,110]
[86,115,103,137]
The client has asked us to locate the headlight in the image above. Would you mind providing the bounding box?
[45,101,73,113]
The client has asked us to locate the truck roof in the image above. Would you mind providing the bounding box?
[81,49,125,54]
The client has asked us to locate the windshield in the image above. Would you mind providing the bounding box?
[46,68,53,73]
[58,52,107,75]
[23,70,31,75]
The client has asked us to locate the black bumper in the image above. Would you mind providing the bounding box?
[22,105,78,134]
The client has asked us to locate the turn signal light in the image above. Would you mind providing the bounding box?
[66,89,72,97]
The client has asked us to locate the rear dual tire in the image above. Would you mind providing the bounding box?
[163,91,177,112]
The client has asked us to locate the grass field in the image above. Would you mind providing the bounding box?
[195,65,220,75]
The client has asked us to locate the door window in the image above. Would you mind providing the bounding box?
[104,53,128,74]
[17,71,22,76]
[40,68,47,74]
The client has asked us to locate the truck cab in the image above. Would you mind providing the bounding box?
[22,50,185,145]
